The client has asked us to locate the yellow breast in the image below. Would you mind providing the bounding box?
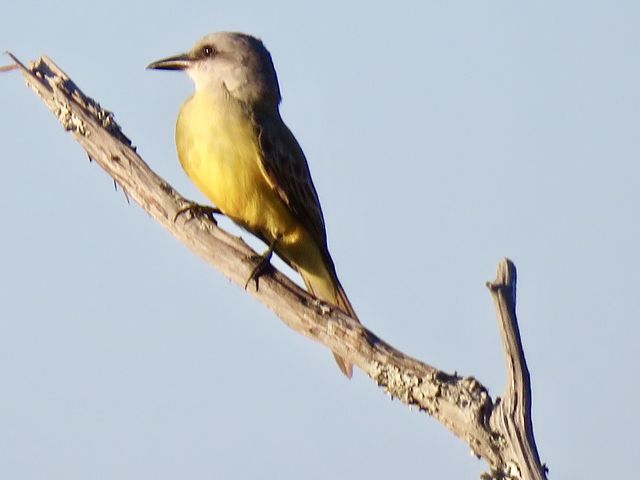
[175,91,300,244]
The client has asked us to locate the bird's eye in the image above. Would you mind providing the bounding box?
[201,45,215,57]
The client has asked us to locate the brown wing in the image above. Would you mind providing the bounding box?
[253,111,359,378]
[253,110,329,252]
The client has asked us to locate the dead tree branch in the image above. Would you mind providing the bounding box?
[5,54,547,480]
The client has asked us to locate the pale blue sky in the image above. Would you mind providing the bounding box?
[1,1,638,478]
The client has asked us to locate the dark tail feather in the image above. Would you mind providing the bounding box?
[299,261,359,378]
[333,352,353,378]
[332,281,359,377]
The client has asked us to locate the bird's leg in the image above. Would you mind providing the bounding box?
[245,239,277,291]
[174,201,222,224]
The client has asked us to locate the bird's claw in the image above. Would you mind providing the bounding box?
[244,243,276,291]
[174,203,221,224]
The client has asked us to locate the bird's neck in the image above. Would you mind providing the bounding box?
[192,81,280,117]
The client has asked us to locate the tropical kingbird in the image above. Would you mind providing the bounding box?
[148,32,359,377]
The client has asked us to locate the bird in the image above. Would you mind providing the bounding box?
[148,32,359,377]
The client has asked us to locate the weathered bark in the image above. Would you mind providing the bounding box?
[4,54,547,480]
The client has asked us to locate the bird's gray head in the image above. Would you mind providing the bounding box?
[148,32,281,109]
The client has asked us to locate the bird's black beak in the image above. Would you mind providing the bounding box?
[146,52,192,71]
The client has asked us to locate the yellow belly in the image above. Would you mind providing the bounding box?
[176,91,302,246]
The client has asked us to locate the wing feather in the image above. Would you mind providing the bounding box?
[253,110,328,251]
